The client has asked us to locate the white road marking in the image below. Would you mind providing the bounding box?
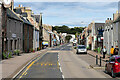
[60,67,62,72]
[59,63,60,66]
[62,75,65,79]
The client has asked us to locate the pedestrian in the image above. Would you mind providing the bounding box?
[102,46,107,59]
[110,46,114,56]
[114,46,119,55]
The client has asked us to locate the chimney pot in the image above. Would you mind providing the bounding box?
[107,18,109,20]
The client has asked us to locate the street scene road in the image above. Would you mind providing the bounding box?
[1,1,120,80]
[12,44,119,79]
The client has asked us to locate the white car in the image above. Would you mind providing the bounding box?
[76,45,87,54]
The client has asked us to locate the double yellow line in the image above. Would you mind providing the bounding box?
[18,54,46,80]
[18,61,35,80]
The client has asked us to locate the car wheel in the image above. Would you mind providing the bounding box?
[76,51,78,54]
[111,69,116,78]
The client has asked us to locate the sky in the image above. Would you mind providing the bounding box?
[14,1,119,28]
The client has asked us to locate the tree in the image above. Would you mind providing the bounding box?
[52,25,84,34]
[65,35,72,43]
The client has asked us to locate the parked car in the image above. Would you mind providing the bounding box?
[105,55,120,78]
[76,45,87,54]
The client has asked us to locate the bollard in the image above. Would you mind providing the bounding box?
[100,56,102,66]
[96,55,98,65]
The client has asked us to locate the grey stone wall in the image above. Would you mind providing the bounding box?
[6,18,23,52]
[118,22,120,55]
[0,4,2,60]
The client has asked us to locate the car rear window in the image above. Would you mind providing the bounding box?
[78,46,85,49]
[117,58,120,63]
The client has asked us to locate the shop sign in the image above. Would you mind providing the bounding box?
[12,33,16,38]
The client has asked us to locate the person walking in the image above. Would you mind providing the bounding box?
[110,46,114,56]
[114,46,119,55]
[102,46,107,59]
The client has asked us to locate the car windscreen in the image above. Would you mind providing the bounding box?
[117,58,120,63]
[78,46,86,49]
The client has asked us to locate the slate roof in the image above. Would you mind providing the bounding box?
[14,9,22,14]
[20,17,33,26]
[114,16,120,23]
[7,9,22,21]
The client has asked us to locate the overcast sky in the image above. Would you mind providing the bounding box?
[14,1,119,27]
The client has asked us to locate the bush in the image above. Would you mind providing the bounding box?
[14,50,20,56]
[7,51,12,58]
[3,52,7,59]
[3,51,12,59]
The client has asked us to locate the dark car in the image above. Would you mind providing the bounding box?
[105,55,120,78]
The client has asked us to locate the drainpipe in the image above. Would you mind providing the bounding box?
[33,16,35,51]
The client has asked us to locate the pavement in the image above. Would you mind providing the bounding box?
[1,47,53,79]
[87,50,110,61]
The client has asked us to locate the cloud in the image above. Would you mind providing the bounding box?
[14,2,118,27]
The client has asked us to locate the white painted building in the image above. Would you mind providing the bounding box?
[103,18,114,55]
[70,34,75,43]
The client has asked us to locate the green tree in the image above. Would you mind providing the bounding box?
[52,25,84,34]
[65,35,72,43]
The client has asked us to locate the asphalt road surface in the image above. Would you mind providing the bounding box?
[14,44,120,80]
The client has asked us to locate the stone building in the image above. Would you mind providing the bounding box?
[2,8,23,53]
[91,22,104,50]
[103,11,119,55]
[14,6,34,52]
[34,14,43,49]
[113,13,120,55]
[103,18,113,54]
[87,23,93,50]
[20,17,33,53]
[42,24,53,47]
